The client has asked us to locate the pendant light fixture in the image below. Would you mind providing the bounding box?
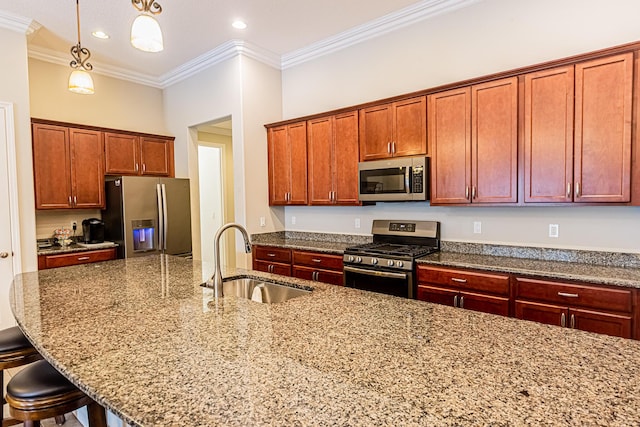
[68,0,94,94]
[131,0,164,52]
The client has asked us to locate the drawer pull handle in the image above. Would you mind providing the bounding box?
[558,292,579,298]
[453,295,459,307]
[570,313,576,329]
[459,296,464,308]
[561,312,566,327]
[451,278,467,283]
[312,259,322,263]
[267,253,276,257]
[77,256,91,261]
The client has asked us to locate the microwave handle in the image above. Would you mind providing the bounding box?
[405,167,411,194]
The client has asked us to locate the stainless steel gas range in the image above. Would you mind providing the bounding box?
[343,220,440,298]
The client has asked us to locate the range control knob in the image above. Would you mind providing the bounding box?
[397,261,404,268]
[371,258,378,265]
[356,257,362,263]
[347,255,354,262]
[387,260,395,267]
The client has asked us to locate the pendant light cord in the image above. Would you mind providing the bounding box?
[76,0,81,45]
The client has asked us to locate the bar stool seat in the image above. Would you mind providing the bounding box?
[6,360,106,427]
[1,326,43,427]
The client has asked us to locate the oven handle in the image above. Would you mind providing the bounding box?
[344,265,409,280]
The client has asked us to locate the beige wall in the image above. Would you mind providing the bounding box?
[28,59,167,135]
[280,0,640,253]
[0,27,37,272]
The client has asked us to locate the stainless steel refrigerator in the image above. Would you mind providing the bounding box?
[103,176,192,258]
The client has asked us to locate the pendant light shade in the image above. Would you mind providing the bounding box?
[68,0,94,94]
[131,14,164,52]
[68,69,95,94]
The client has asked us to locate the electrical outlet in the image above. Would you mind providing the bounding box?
[549,224,559,238]
[259,216,266,227]
[71,221,77,231]
[473,221,481,234]
[291,216,296,225]
[355,218,361,229]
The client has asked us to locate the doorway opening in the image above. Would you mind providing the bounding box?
[194,118,235,271]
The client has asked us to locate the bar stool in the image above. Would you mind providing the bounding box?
[1,326,43,427]
[6,360,106,427]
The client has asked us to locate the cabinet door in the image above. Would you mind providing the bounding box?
[104,132,140,175]
[307,116,334,205]
[459,291,510,316]
[253,260,292,276]
[392,96,427,157]
[69,128,104,208]
[293,266,344,286]
[359,103,393,161]
[574,53,632,203]
[140,137,172,176]
[472,77,518,203]
[416,285,458,307]
[428,88,471,204]
[515,300,565,327]
[32,123,72,209]
[569,307,632,339]
[268,126,290,205]
[288,122,308,205]
[333,111,360,205]
[524,66,574,202]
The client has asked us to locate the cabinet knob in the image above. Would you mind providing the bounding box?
[0,252,9,258]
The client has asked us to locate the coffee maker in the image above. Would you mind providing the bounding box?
[82,218,105,244]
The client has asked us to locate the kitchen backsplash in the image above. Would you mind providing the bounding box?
[35,209,102,239]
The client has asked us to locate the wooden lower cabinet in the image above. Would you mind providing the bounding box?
[514,277,634,339]
[252,245,292,276]
[38,248,117,270]
[292,250,344,286]
[416,265,511,316]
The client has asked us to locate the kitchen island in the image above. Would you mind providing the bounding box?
[10,255,640,426]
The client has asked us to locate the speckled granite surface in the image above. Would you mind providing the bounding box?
[10,255,640,426]
[251,231,370,254]
[37,241,118,256]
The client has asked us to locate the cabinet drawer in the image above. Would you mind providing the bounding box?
[514,277,632,313]
[40,248,117,269]
[253,260,291,277]
[293,266,344,286]
[292,250,343,271]
[253,246,291,263]
[417,266,510,296]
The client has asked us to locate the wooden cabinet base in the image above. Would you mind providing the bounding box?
[38,248,117,270]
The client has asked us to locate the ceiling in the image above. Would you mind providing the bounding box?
[0,0,479,87]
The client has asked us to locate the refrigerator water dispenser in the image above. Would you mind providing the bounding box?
[132,219,155,252]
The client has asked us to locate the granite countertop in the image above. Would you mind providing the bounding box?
[37,241,118,256]
[417,252,640,289]
[10,255,640,426]
[251,231,368,254]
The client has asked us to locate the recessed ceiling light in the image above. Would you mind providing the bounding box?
[92,31,110,39]
[232,20,247,30]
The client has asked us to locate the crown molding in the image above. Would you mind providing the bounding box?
[281,0,482,69]
[159,40,280,88]
[28,45,163,88]
[0,10,40,35]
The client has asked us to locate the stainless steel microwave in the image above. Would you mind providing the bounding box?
[358,156,429,202]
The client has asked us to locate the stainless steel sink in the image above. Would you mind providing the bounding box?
[216,278,311,303]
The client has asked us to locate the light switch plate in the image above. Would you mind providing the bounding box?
[549,224,559,238]
[473,221,481,234]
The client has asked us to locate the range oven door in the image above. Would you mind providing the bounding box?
[343,265,414,299]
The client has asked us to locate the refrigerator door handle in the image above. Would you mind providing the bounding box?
[161,183,168,250]
[156,184,164,251]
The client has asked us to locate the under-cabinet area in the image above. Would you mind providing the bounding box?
[264,42,640,207]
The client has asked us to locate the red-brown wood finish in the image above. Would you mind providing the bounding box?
[268,122,307,205]
[307,116,333,205]
[458,291,510,316]
[38,248,117,270]
[32,124,72,209]
[69,128,104,208]
[359,96,426,161]
[574,53,633,202]
[139,137,173,176]
[417,284,459,307]
[292,250,343,270]
[428,87,472,204]
[333,111,360,204]
[252,245,292,276]
[293,266,344,286]
[417,265,510,295]
[515,300,566,327]
[570,307,632,338]
[104,132,139,175]
[471,77,518,203]
[523,66,575,202]
[253,260,292,276]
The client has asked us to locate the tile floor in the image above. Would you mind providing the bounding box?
[3,365,83,427]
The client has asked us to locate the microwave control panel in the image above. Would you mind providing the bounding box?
[412,166,424,193]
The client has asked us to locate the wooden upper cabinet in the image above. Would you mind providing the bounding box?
[574,53,632,203]
[140,137,173,176]
[32,123,104,209]
[268,122,307,205]
[104,132,139,175]
[307,111,359,205]
[359,96,426,161]
[524,66,575,203]
[429,77,517,205]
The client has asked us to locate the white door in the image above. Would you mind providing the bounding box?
[0,102,21,329]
